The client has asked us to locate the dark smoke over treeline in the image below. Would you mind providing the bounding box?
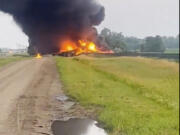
[0,0,105,54]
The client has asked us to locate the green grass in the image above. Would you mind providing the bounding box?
[165,49,179,54]
[0,56,27,67]
[55,56,179,135]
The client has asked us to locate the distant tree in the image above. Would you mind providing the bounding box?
[123,37,142,51]
[142,36,165,52]
[0,48,2,53]
[28,45,36,55]
[162,35,179,49]
[140,44,145,52]
[101,28,111,37]
[100,28,127,52]
[100,28,179,53]
[28,39,38,55]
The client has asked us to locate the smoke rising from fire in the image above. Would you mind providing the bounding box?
[0,0,105,54]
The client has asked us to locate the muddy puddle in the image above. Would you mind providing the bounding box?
[51,118,108,135]
[56,95,69,102]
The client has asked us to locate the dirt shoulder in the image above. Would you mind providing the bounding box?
[0,57,91,135]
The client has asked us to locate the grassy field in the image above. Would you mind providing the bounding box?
[165,49,179,54]
[0,56,27,67]
[55,56,179,135]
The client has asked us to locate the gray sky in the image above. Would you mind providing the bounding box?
[98,0,179,38]
[0,0,179,49]
[0,12,28,49]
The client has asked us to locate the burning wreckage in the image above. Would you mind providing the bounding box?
[0,0,113,56]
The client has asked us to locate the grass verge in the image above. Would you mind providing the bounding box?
[0,56,28,67]
[55,56,179,135]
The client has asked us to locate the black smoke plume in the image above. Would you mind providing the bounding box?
[0,0,105,54]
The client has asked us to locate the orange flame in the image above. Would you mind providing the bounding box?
[60,40,77,53]
[78,40,98,53]
[59,39,113,56]
[35,53,42,59]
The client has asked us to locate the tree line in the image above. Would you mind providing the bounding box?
[100,28,179,53]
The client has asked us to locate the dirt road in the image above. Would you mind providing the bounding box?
[0,57,89,135]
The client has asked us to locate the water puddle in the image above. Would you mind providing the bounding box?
[56,95,69,102]
[51,118,108,135]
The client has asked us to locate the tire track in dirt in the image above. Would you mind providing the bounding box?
[0,57,92,135]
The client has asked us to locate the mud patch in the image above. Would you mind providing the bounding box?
[55,95,69,102]
[51,118,107,135]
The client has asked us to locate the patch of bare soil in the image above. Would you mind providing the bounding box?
[0,57,92,135]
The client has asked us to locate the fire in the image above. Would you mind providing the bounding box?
[78,40,98,52]
[78,40,86,47]
[67,46,73,51]
[88,42,96,51]
[35,53,42,59]
[60,40,77,53]
[59,39,113,56]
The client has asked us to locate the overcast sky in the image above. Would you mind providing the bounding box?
[0,0,179,49]
[98,0,179,38]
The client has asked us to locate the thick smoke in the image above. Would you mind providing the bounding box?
[0,0,105,54]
